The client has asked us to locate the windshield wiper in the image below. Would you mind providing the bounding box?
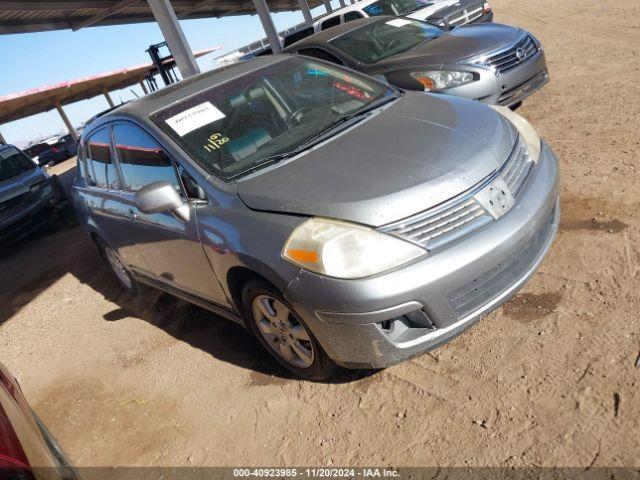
[230,93,402,180]
[294,92,402,150]
[227,152,296,180]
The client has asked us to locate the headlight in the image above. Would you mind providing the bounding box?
[282,218,425,279]
[483,1,492,13]
[490,105,541,162]
[410,70,475,91]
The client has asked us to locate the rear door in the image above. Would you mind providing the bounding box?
[110,122,225,302]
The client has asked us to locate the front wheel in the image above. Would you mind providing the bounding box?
[242,279,336,381]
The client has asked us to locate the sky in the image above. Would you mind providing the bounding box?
[0,2,338,145]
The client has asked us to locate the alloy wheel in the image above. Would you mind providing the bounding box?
[105,246,133,290]
[252,295,314,368]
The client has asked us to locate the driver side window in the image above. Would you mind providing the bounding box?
[111,123,181,193]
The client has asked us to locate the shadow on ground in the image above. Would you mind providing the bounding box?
[0,186,375,383]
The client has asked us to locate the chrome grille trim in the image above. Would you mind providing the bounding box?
[449,5,483,26]
[381,137,534,250]
[502,137,533,197]
[381,189,493,251]
[470,34,538,75]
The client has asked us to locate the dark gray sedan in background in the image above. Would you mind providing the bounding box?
[72,55,559,380]
[284,16,548,107]
[0,144,75,244]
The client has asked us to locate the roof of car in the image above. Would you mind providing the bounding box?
[91,55,290,129]
[313,0,379,24]
[285,16,391,50]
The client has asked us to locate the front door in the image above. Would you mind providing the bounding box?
[82,126,151,275]
[110,122,226,303]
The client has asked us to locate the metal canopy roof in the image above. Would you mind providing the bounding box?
[0,0,324,34]
[0,48,217,124]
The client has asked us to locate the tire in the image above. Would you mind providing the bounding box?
[95,238,140,295]
[242,279,336,381]
[50,176,78,227]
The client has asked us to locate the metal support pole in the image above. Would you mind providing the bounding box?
[297,0,313,25]
[251,0,281,53]
[338,0,346,7]
[323,0,333,13]
[147,0,200,78]
[103,89,115,108]
[55,102,78,141]
[0,129,6,145]
[139,80,149,95]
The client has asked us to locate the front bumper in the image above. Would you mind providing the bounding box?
[284,141,559,368]
[445,50,549,106]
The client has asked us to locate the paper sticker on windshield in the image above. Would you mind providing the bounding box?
[165,102,225,136]
[385,18,411,27]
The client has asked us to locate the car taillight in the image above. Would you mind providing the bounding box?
[51,147,59,153]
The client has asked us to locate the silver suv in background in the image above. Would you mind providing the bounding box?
[0,144,76,244]
[314,0,493,32]
[72,56,559,380]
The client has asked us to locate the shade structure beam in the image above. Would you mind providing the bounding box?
[251,0,281,53]
[55,102,78,141]
[297,0,313,25]
[147,0,201,78]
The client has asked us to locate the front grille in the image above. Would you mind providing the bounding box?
[502,137,533,197]
[447,205,556,318]
[381,137,534,251]
[448,3,484,26]
[477,35,538,75]
[382,197,492,251]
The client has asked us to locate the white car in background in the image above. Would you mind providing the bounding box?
[313,0,492,32]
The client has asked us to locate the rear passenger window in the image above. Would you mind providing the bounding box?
[86,128,119,189]
[320,16,341,30]
[112,124,180,192]
[343,11,364,22]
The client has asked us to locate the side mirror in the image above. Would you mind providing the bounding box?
[134,181,189,222]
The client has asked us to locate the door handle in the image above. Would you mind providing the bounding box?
[126,209,138,221]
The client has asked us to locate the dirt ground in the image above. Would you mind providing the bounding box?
[1,0,639,468]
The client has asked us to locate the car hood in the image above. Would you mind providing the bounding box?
[236,92,517,227]
[0,168,46,204]
[367,23,524,72]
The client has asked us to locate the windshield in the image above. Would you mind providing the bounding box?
[363,0,433,16]
[0,147,37,182]
[331,18,442,64]
[152,57,396,181]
